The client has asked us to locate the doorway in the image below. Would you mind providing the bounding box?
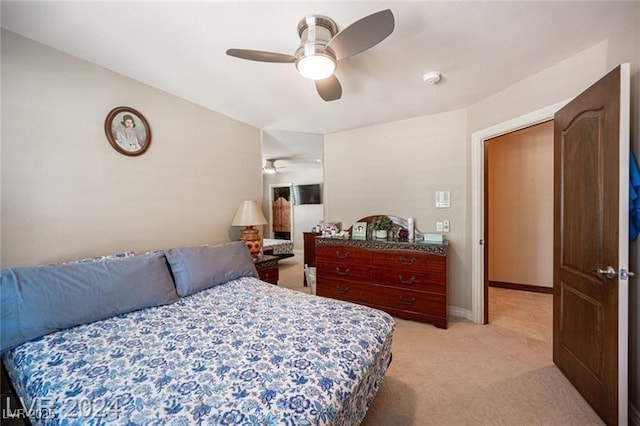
[470,100,569,324]
[484,121,554,324]
[270,184,293,240]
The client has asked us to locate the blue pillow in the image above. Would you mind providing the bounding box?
[1,252,179,353]
[164,241,258,297]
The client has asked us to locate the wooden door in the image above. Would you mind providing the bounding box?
[273,197,291,233]
[553,64,629,425]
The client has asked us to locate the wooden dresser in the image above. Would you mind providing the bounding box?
[254,255,279,285]
[316,238,448,328]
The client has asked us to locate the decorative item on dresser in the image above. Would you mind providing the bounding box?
[303,231,322,286]
[231,200,268,260]
[254,254,279,285]
[316,216,448,329]
[371,215,393,239]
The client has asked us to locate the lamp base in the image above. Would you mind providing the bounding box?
[238,226,262,260]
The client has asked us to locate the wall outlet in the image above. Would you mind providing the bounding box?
[436,222,443,232]
[443,220,450,233]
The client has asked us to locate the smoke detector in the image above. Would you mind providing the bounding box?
[423,71,441,85]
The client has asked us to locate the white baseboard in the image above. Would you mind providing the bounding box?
[630,402,640,426]
[448,306,473,320]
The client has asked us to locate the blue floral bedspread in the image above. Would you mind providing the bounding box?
[2,277,394,425]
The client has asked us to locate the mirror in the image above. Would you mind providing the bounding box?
[261,130,324,252]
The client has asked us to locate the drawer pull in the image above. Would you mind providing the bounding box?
[335,251,350,259]
[397,295,416,306]
[335,267,350,276]
[398,275,416,285]
[398,256,416,266]
[336,285,350,294]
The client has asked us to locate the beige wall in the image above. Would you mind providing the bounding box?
[1,31,262,267]
[324,109,469,310]
[487,121,553,288]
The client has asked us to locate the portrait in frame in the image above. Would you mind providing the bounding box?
[352,221,367,240]
[104,106,152,156]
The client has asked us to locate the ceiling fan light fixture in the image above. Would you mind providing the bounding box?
[263,159,277,174]
[296,54,336,80]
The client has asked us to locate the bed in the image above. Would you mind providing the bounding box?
[263,238,294,259]
[1,246,394,425]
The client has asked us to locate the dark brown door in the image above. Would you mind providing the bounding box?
[553,64,629,425]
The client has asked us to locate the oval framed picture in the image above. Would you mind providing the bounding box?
[104,106,152,156]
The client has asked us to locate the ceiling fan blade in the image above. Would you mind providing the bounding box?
[315,75,342,101]
[326,9,394,61]
[226,49,297,63]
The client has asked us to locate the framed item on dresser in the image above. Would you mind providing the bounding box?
[352,222,367,240]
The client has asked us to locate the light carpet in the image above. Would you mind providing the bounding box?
[277,254,603,425]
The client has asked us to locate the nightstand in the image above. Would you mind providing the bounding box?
[254,254,279,285]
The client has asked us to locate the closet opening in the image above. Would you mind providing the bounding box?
[484,120,554,326]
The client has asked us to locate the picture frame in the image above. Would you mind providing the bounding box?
[104,106,152,156]
[352,221,367,240]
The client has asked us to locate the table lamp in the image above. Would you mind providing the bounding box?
[231,200,268,260]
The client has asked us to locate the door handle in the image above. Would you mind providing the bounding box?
[620,269,635,280]
[595,266,617,279]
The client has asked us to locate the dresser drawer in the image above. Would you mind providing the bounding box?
[317,278,373,305]
[258,267,279,285]
[317,261,371,282]
[372,286,446,318]
[316,246,372,266]
[372,267,445,293]
[372,250,446,273]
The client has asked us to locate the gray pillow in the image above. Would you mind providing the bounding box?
[164,241,258,297]
[1,252,179,353]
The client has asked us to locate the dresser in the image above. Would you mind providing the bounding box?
[254,255,279,285]
[316,238,448,328]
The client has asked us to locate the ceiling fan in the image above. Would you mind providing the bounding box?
[226,9,395,102]
[262,159,281,174]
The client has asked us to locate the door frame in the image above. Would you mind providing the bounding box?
[617,64,631,426]
[268,182,294,239]
[470,99,570,324]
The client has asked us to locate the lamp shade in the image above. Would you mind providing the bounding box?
[231,201,267,227]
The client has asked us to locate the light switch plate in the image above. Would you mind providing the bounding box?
[443,220,450,233]
[436,222,443,232]
[435,191,450,208]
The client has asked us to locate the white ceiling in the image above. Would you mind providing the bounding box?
[1,1,636,135]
